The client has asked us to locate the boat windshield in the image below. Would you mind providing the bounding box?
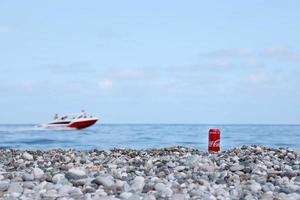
[54,112,89,121]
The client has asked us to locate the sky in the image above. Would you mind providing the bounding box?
[0,0,300,124]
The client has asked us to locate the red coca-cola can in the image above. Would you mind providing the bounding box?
[208,129,220,152]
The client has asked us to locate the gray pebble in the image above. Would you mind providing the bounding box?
[0,181,9,192]
[92,174,114,187]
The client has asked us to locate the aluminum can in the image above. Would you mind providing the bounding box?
[208,129,220,152]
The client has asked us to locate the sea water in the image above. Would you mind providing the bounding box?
[0,124,299,150]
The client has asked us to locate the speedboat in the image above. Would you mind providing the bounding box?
[40,112,98,129]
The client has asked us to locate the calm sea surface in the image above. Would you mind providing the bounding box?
[0,124,299,150]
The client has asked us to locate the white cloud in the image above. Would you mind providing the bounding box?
[21,82,35,92]
[117,69,145,79]
[98,79,113,90]
[203,47,300,63]
[37,62,95,74]
[202,48,254,58]
[262,47,300,62]
[101,68,147,80]
[248,74,270,83]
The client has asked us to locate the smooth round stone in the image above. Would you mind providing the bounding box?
[130,176,145,193]
[229,187,241,198]
[143,194,156,200]
[23,182,35,190]
[230,164,245,172]
[161,187,173,197]
[69,187,83,198]
[279,186,292,194]
[293,176,300,183]
[115,180,125,191]
[84,193,92,200]
[41,189,57,200]
[95,188,107,196]
[33,168,44,180]
[65,168,87,180]
[93,174,114,188]
[44,182,56,191]
[22,152,33,161]
[119,192,132,199]
[58,185,73,196]
[244,194,254,200]
[249,181,262,193]
[167,173,175,181]
[52,174,66,184]
[22,188,36,198]
[154,183,165,192]
[22,173,34,181]
[71,178,90,187]
[44,172,53,182]
[127,194,141,200]
[174,166,185,172]
[8,182,23,193]
[260,192,273,200]
[158,171,165,177]
[276,192,300,200]
[286,193,300,200]
[108,164,117,169]
[0,181,9,192]
[82,186,96,193]
[186,155,200,167]
[261,183,275,192]
[96,197,120,200]
[145,159,153,170]
[8,182,23,197]
[171,193,186,200]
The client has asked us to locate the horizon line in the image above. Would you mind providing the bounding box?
[0,123,299,126]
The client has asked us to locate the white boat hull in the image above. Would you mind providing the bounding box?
[40,117,98,129]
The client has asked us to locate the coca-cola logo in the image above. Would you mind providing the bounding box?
[209,139,220,147]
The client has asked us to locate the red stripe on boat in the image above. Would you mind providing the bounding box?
[67,119,97,129]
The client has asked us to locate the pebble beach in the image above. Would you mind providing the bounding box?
[0,146,299,200]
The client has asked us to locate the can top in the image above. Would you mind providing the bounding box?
[209,129,220,133]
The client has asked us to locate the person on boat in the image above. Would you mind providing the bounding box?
[61,116,68,120]
[54,113,58,120]
[79,110,87,118]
